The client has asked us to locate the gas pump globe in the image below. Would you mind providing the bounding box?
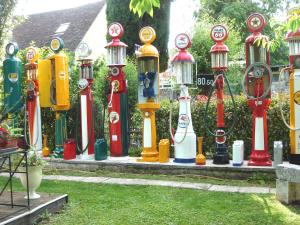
[172,34,193,84]
[137,26,160,162]
[170,33,197,163]
[105,22,129,157]
[210,25,228,70]
[25,47,42,152]
[76,42,95,159]
[243,13,272,166]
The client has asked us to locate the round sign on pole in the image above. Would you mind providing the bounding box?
[6,42,19,56]
[26,47,39,63]
[246,13,266,33]
[210,25,228,42]
[175,33,191,50]
[108,22,124,39]
[50,37,64,53]
[139,26,156,44]
[76,42,92,58]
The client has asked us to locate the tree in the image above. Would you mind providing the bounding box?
[0,0,17,59]
[106,0,171,70]
[199,0,300,66]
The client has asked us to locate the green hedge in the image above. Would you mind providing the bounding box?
[129,96,291,160]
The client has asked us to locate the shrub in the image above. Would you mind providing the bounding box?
[130,95,291,160]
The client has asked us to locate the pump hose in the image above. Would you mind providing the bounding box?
[278,67,300,131]
[204,72,237,137]
[242,62,273,100]
[50,80,56,105]
[108,83,114,108]
[24,97,41,149]
[169,85,189,144]
[74,91,94,154]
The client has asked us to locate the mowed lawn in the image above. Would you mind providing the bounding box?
[15,179,299,225]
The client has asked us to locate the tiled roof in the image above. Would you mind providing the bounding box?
[12,1,105,51]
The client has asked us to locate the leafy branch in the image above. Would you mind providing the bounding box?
[129,0,160,17]
[254,8,300,52]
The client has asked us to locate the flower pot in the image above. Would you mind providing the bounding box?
[19,166,43,199]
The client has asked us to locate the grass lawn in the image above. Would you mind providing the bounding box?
[2,177,299,225]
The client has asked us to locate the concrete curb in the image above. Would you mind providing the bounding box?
[43,175,275,194]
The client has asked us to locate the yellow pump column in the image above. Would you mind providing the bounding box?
[136,27,160,162]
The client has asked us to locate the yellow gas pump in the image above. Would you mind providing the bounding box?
[38,37,70,158]
[136,27,160,162]
[278,7,300,165]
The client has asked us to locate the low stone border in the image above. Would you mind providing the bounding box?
[45,157,277,180]
[43,175,275,194]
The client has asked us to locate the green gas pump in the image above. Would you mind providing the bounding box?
[3,42,23,115]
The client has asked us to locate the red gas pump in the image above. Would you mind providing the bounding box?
[76,42,95,159]
[105,22,129,156]
[243,13,272,166]
[205,25,237,164]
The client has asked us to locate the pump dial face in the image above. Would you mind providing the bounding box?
[6,42,18,56]
[246,13,266,33]
[78,78,89,90]
[108,22,123,38]
[175,33,191,50]
[77,42,92,58]
[110,67,120,76]
[211,25,228,42]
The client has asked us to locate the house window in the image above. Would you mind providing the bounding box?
[55,23,70,34]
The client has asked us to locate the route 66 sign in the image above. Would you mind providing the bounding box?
[210,25,228,42]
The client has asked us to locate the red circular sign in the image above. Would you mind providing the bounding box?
[210,25,228,42]
[108,22,124,39]
[175,33,191,50]
[246,13,266,33]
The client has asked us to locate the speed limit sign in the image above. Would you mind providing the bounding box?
[210,25,228,42]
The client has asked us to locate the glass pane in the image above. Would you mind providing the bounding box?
[211,53,216,68]
[181,62,192,84]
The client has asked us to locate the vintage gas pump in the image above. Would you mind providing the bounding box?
[243,13,272,166]
[205,25,236,164]
[278,8,300,165]
[136,26,160,162]
[3,42,23,119]
[25,47,42,152]
[105,22,129,157]
[76,42,95,159]
[169,33,197,163]
[38,37,70,157]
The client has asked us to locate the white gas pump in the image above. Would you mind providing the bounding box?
[170,33,197,163]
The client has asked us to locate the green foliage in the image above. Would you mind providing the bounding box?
[12,150,47,167]
[0,0,17,59]
[130,0,160,17]
[106,0,171,70]
[130,95,291,160]
[198,0,297,66]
